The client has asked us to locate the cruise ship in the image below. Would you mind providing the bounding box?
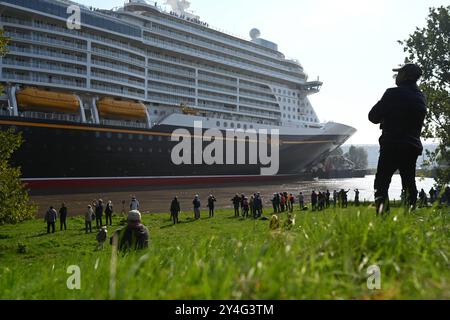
[0,0,356,189]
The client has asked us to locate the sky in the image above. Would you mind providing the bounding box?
[75,0,446,145]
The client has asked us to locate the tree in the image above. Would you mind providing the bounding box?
[0,29,10,95]
[0,130,37,224]
[398,6,450,184]
[0,28,35,224]
[344,146,368,170]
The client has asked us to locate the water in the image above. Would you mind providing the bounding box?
[31,174,435,217]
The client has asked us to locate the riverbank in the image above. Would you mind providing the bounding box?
[0,205,448,299]
[29,174,435,217]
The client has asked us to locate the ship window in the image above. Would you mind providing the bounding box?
[249,125,253,129]
[129,147,133,152]
[288,107,291,111]
[118,146,122,151]
[243,124,247,130]
[139,147,143,153]
[106,132,112,139]
[278,89,281,93]
[118,133,123,139]
[158,136,162,141]
[148,136,153,141]
[158,148,162,153]
[106,146,112,151]
[288,99,291,103]
[138,134,143,140]
[224,122,228,128]
[148,148,153,153]
[230,123,235,128]
[237,123,241,129]
[216,121,220,127]
[128,134,133,140]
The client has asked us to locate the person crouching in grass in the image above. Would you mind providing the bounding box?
[110,210,149,252]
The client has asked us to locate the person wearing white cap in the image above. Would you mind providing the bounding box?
[110,210,149,251]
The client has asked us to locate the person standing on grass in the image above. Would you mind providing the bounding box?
[110,210,149,252]
[428,187,435,203]
[311,191,318,211]
[95,199,104,229]
[418,189,427,207]
[298,192,304,210]
[170,196,181,224]
[207,194,217,218]
[105,200,113,226]
[333,190,338,208]
[369,63,427,215]
[232,194,240,217]
[249,195,255,218]
[85,205,94,234]
[193,195,201,220]
[354,189,360,207]
[271,193,278,213]
[254,193,263,218]
[325,190,331,208]
[59,203,68,231]
[44,206,57,234]
[130,196,140,211]
[288,193,295,213]
[242,197,249,218]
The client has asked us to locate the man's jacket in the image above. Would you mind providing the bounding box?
[369,81,427,154]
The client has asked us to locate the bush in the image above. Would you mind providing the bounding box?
[0,129,36,224]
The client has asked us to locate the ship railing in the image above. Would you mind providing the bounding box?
[0,109,12,117]
[150,27,301,73]
[8,45,87,63]
[91,59,145,76]
[148,74,196,87]
[198,83,237,94]
[18,111,81,123]
[99,119,148,129]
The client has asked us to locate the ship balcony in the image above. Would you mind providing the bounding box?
[143,37,305,85]
[147,27,300,74]
[148,75,196,88]
[7,45,87,64]
[301,81,323,95]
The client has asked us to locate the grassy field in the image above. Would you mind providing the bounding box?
[0,204,448,300]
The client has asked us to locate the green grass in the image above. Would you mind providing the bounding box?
[0,204,448,300]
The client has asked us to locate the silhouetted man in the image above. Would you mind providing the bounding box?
[369,63,427,214]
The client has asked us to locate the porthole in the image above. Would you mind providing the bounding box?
[216,121,220,127]
[230,123,235,128]
[237,123,241,129]
[224,122,228,128]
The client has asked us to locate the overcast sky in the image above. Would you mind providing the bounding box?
[75,0,446,145]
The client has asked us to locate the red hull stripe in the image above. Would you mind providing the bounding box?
[22,175,295,189]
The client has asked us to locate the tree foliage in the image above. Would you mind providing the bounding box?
[0,130,36,224]
[0,28,35,224]
[399,6,450,184]
[0,29,10,95]
[344,146,368,170]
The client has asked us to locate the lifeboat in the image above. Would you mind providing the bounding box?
[180,103,198,115]
[16,87,80,114]
[96,97,147,120]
